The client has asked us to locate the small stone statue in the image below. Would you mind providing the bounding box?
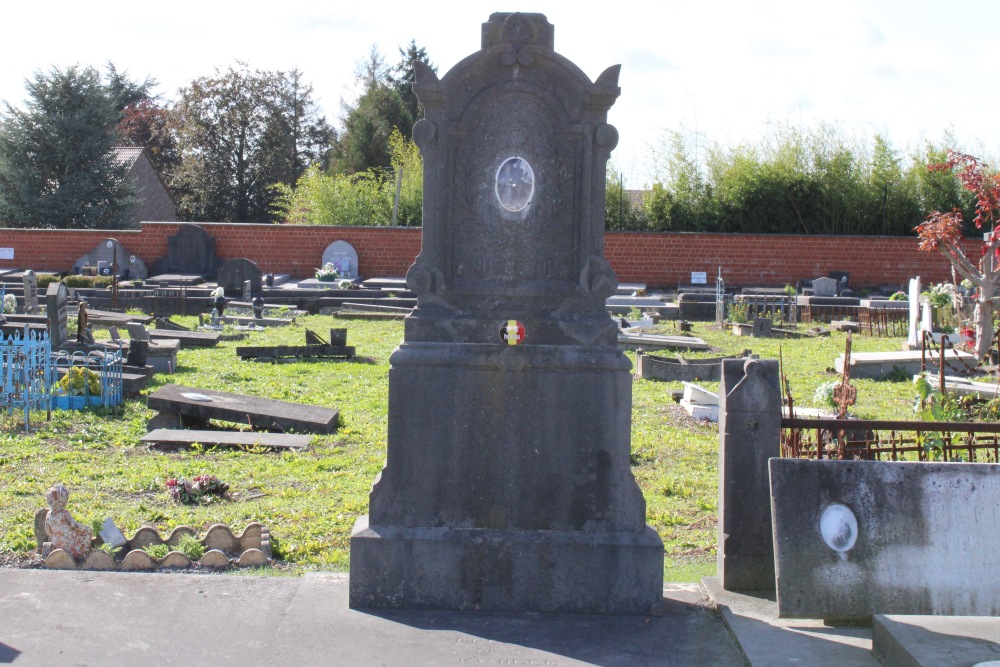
[252,296,265,319]
[43,484,93,560]
[76,303,89,343]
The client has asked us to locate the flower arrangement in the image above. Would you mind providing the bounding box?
[166,474,230,505]
[211,287,225,299]
[922,282,957,309]
[813,380,839,408]
[888,291,907,301]
[57,367,102,396]
[2,293,15,314]
[315,262,341,282]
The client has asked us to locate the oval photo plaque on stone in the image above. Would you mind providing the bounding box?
[495,157,534,212]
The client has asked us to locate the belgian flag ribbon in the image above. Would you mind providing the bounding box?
[500,320,525,345]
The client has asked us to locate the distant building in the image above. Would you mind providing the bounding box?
[113,147,176,224]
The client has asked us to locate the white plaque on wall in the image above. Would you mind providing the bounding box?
[691,271,707,284]
[0,248,12,260]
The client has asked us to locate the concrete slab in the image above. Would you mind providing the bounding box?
[872,615,1000,667]
[0,570,747,667]
[703,577,880,667]
[618,332,710,351]
[835,349,977,379]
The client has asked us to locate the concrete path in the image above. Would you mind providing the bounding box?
[0,570,747,666]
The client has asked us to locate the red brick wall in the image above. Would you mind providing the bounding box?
[0,223,971,288]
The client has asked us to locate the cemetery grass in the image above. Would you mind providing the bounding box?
[0,317,917,582]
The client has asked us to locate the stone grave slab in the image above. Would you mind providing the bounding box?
[150,225,221,279]
[617,331,709,351]
[835,349,976,379]
[147,384,338,434]
[141,429,310,451]
[770,458,1000,619]
[872,615,1000,667]
[359,277,407,290]
[147,328,220,348]
[220,316,293,328]
[321,240,359,279]
[217,258,262,297]
[73,239,148,279]
[144,274,206,287]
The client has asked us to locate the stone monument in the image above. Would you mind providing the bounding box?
[45,282,69,349]
[22,270,38,312]
[321,241,359,280]
[350,13,663,615]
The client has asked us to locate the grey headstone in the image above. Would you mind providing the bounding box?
[21,270,38,311]
[321,240,359,279]
[150,225,220,278]
[350,12,663,615]
[217,258,262,298]
[45,282,69,349]
[717,358,781,591]
[73,239,147,279]
[811,276,837,297]
[99,518,127,549]
[771,458,1000,619]
[751,317,772,338]
[125,322,149,342]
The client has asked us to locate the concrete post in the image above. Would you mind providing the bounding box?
[717,358,781,590]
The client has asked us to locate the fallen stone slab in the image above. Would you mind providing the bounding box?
[618,332,709,351]
[147,328,220,348]
[220,315,294,328]
[147,384,339,434]
[141,429,310,451]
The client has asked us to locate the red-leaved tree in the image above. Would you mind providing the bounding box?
[915,151,1000,359]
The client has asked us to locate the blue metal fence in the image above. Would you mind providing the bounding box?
[1,327,52,431]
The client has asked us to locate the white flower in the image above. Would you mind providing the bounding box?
[211,287,225,299]
[2,294,15,314]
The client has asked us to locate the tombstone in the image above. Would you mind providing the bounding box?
[907,277,921,347]
[751,317,772,338]
[45,282,69,349]
[349,13,663,615]
[22,270,38,313]
[150,225,221,279]
[216,258,262,297]
[717,358,781,591]
[811,276,837,297]
[72,239,148,279]
[321,240,359,279]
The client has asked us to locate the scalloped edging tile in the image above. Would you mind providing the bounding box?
[40,522,272,571]
[200,549,230,569]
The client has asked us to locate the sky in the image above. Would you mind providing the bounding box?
[1,1,997,187]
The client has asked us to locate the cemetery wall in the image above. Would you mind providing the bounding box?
[0,223,970,287]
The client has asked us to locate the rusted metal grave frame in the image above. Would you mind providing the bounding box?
[781,331,1000,462]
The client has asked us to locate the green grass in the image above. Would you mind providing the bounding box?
[0,316,917,581]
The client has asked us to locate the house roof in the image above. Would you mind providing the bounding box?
[112,146,145,170]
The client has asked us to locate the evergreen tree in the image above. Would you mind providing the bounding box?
[390,40,436,133]
[0,65,134,229]
[333,46,414,175]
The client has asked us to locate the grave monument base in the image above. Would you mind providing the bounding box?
[349,517,663,615]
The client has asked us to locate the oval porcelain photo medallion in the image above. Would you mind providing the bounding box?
[500,320,525,345]
[495,157,534,212]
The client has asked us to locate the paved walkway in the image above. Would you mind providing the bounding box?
[0,570,746,666]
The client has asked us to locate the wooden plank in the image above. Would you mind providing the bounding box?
[236,345,355,360]
[148,329,221,348]
[147,384,339,434]
[141,429,310,450]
